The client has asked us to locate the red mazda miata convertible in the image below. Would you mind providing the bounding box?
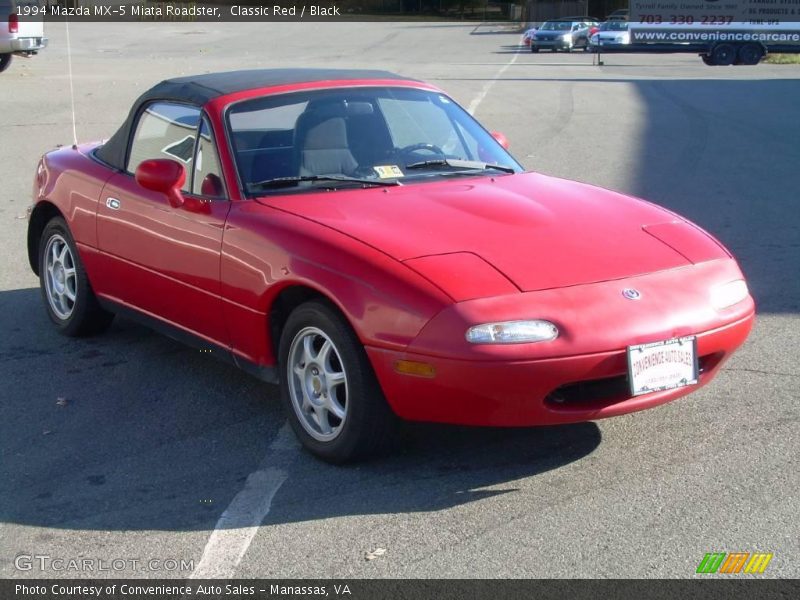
[27,69,754,462]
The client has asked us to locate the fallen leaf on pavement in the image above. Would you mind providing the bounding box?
[365,548,387,561]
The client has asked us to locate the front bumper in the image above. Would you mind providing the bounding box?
[591,40,629,48]
[11,37,48,52]
[367,311,754,427]
[366,258,755,427]
[533,39,572,50]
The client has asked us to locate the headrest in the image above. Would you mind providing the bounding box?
[300,116,349,151]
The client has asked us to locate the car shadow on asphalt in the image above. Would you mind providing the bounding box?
[0,287,601,532]
[494,45,533,54]
[267,420,601,527]
[468,28,523,36]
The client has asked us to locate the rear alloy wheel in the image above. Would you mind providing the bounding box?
[0,54,12,73]
[737,43,764,65]
[39,217,114,336]
[711,43,736,66]
[279,300,395,463]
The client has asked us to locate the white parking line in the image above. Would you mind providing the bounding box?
[191,422,298,579]
[467,37,523,115]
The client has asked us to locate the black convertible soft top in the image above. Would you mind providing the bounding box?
[95,68,413,171]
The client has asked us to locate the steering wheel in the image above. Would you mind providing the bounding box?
[398,143,446,161]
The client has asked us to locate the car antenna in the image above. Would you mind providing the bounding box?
[65,19,78,150]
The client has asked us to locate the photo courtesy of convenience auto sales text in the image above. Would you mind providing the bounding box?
[13,583,351,596]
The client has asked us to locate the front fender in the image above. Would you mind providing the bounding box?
[221,200,453,365]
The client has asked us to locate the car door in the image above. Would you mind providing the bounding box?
[96,102,231,346]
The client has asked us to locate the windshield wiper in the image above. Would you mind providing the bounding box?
[405,159,516,174]
[247,174,400,192]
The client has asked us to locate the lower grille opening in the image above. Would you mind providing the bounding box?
[546,375,630,409]
[545,352,723,410]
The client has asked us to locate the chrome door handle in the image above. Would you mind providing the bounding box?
[106,197,121,210]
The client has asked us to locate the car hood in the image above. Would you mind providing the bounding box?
[258,172,727,293]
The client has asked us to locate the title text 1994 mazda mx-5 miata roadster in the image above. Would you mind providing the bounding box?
[27,69,754,462]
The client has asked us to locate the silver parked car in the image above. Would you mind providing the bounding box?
[589,20,631,51]
[530,18,598,52]
[0,0,47,73]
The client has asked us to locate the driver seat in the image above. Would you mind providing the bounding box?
[294,107,358,177]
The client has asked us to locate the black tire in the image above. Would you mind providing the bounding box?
[711,43,736,66]
[701,54,716,66]
[0,54,12,73]
[530,45,539,53]
[38,217,114,337]
[278,300,396,463]
[738,43,764,65]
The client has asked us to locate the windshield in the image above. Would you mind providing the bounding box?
[228,87,522,194]
[540,21,572,31]
[600,21,629,31]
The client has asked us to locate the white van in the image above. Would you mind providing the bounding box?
[0,0,47,73]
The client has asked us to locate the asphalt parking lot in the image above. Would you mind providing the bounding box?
[1,21,798,579]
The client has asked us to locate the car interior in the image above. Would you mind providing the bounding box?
[232,98,395,186]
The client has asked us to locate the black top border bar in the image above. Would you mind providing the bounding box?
[9,1,518,23]
[10,0,800,23]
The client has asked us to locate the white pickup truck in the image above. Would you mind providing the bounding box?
[0,0,47,73]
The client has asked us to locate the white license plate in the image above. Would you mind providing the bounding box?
[627,336,698,397]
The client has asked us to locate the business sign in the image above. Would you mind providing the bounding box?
[630,1,800,25]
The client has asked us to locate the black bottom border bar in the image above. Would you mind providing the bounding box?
[4,579,799,600]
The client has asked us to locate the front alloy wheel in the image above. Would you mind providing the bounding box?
[287,326,349,442]
[279,300,396,463]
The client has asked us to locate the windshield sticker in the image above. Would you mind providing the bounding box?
[373,165,405,179]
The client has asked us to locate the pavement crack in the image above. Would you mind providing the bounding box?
[722,367,800,378]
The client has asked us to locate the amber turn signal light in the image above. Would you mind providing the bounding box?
[393,360,436,378]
